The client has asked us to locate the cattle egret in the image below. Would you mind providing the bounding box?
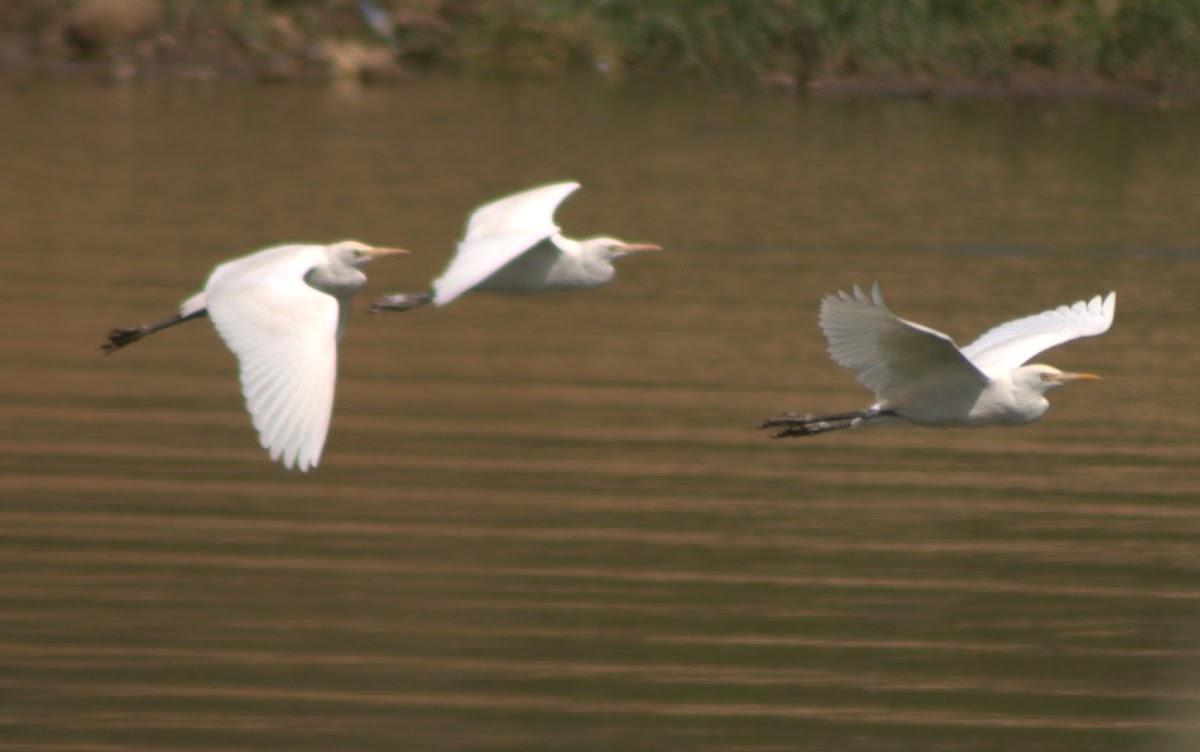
[762,284,1115,437]
[369,181,660,312]
[100,240,407,471]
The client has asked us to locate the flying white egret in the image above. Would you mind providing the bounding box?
[762,284,1116,437]
[101,240,408,471]
[369,181,660,312]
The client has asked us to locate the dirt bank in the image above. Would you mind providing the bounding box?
[2,0,1197,103]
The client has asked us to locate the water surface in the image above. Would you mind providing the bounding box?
[2,78,1199,751]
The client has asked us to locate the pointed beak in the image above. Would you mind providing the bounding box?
[366,246,409,259]
[1057,372,1102,383]
[616,242,662,256]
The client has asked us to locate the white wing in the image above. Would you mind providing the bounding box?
[431,181,580,305]
[820,283,988,403]
[203,245,340,472]
[461,181,580,242]
[960,292,1116,372]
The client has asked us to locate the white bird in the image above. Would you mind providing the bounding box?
[101,240,408,471]
[763,284,1115,437]
[369,181,660,312]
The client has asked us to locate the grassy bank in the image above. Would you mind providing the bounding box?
[5,0,1200,95]
[450,0,1200,84]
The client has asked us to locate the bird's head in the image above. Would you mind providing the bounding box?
[580,236,662,262]
[1018,364,1102,394]
[330,240,408,267]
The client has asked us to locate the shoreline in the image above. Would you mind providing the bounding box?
[3,1,1198,104]
[3,58,1193,107]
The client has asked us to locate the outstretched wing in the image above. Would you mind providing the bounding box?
[204,245,340,472]
[432,181,580,305]
[960,292,1115,372]
[820,283,988,403]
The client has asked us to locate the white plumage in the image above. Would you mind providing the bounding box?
[958,292,1116,371]
[101,240,407,471]
[764,284,1116,437]
[370,181,660,312]
[432,181,582,304]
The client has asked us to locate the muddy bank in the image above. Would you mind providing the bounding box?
[2,0,1198,103]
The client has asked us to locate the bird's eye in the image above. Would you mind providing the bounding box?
[1039,372,1053,382]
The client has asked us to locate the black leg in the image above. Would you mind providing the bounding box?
[369,292,433,313]
[100,308,207,354]
[760,408,897,438]
[769,417,858,437]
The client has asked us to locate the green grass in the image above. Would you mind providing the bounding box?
[17,0,1200,87]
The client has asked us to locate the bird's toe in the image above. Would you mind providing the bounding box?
[100,326,146,354]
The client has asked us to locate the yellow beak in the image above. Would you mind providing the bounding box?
[1058,372,1102,382]
[616,242,662,255]
[366,246,409,258]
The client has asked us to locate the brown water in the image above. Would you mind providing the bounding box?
[2,78,1199,751]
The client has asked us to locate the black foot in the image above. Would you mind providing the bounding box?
[100,326,148,354]
[369,292,432,313]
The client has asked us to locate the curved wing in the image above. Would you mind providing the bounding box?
[960,292,1115,372]
[820,283,988,403]
[204,245,340,472]
[432,181,580,305]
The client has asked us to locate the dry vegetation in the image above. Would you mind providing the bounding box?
[2,0,1198,96]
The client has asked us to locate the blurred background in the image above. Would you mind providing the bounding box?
[1,2,1199,751]
[2,0,1200,93]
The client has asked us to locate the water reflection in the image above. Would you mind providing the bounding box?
[1,79,1198,751]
